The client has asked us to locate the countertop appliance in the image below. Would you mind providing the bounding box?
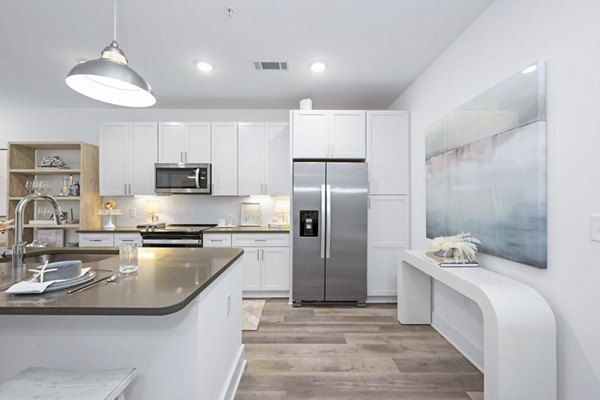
[141,224,216,247]
[155,163,211,194]
[292,162,368,306]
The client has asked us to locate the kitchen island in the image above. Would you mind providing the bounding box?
[0,247,245,400]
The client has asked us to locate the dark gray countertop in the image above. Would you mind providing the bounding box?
[205,226,290,233]
[76,226,142,233]
[0,247,243,316]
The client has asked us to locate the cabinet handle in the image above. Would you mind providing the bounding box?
[90,239,103,242]
[256,250,259,261]
[180,152,183,163]
[255,239,267,242]
[128,183,131,195]
[185,151,188,162]
[124,184,127,195]
[211,239,223,242]
[262,249,264,260]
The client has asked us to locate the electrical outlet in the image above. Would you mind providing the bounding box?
[592,215,600,242]
[226,293,231,316]
[129,208,136,218]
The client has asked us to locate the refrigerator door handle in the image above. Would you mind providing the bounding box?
[326,184,331,259]
[320,184,326,259]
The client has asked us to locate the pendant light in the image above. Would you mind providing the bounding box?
[65,0,156,107]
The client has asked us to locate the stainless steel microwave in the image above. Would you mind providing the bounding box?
[155,163,211,194]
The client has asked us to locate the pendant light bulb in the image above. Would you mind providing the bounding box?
[65,0,156,107]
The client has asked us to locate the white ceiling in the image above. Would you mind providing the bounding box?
[0,0,492,109]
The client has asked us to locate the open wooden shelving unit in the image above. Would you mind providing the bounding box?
[6,142,101,246]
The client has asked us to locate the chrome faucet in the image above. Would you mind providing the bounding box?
[12,194,62,268]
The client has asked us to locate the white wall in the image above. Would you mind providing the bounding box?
[0,108,288,147]
[389,0,600,398]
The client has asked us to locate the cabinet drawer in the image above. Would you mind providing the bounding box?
[203,234,232,247]
[114,233,142,247]
[232,233,289,247]
[79,234,114,247]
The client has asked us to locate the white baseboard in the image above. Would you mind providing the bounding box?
[243,290,289,298]
[367,295,397,304]
[431,311,483,372]
[222,344,246,400]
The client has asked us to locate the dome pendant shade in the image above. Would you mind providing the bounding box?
[66,41,156,108]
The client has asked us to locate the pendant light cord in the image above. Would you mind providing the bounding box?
[113,0,117,42]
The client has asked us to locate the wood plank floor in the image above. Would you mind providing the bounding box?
[236,299,484,400]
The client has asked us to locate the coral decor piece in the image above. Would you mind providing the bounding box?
[430,233,481,262]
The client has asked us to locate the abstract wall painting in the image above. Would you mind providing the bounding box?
[426,63,547,268]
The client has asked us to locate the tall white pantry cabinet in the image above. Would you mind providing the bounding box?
[366,111,410,300]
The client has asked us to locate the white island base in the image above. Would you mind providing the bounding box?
[0,259,245,400]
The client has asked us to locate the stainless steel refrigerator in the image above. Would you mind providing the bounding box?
[292,162,368,305]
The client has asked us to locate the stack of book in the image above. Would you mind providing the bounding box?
[425,252,479,268]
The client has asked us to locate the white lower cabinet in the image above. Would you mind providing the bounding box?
[261,247,290,291]
[367,195,409,298]
[204,233,290,297]
[240,247,261,291]
[79,232,142,247]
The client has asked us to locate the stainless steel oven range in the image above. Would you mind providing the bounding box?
[140,224,217,247]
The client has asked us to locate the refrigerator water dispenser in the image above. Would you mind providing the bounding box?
[299,210,319,237]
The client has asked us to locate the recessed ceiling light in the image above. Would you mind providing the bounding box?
[196,62,214,72]
[521,64,537,74]
[310,62,326,73]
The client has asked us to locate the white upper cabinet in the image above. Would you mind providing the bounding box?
[100,122,158,196]
[129,123,159,196]
[238,122,290,196]
[238,123,266,195]
[292,110,366,159]
[99,123,130,196]
[366,111,410,195]
[211,122,238,196]
[265,123,291,195]
[291,111,330,159]
[158,122,211,164]
[158,123,186,163]
[330,111,366,159]
[186,123,211,163]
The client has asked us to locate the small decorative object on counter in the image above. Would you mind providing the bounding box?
[427,232,481,267]
[119,244,138,274]
[98,200,121,230]
[240,203,260,227]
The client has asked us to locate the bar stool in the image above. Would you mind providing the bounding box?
[0,367,136,400]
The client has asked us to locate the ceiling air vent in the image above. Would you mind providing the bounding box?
[254,61,288,71]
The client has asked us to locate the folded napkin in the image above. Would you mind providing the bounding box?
[6,267,91,294]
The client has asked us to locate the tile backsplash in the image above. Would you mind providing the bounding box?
[101,195,290,227]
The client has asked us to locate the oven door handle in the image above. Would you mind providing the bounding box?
[142,239,201,245]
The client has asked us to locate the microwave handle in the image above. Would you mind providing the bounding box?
[194,168,200,189]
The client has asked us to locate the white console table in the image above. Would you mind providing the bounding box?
[398,250,556,400]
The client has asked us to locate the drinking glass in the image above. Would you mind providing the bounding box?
[119,244,139,274]
[25,180,33,194]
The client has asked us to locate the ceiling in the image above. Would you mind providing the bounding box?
[0,0,492,109]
